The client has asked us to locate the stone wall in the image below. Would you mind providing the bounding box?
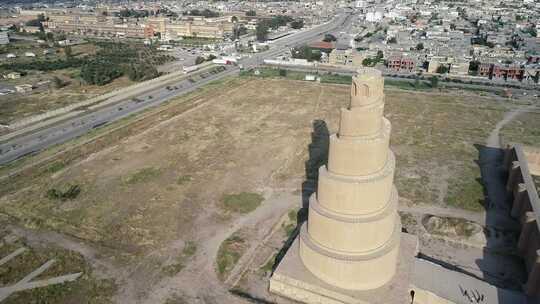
[504,144,540,297]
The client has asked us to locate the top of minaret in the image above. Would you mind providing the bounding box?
[350,68,384,108]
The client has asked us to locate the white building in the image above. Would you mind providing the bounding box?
[0,31,9,45]
[366,11,383,22]
[355,0,366,8]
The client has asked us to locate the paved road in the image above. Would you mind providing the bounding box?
[0,12,351,166]
[0,67,239,164]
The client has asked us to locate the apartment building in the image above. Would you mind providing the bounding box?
[147,17,233,40]
[43,12,232,40]
[387,56,416,72]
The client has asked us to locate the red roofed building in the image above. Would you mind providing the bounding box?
[387,56,416,72]
[307,41,335,52]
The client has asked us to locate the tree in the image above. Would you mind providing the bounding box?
[430,76,438,88]
[81,60,123,86]
[195,56,205,65]
[268,15,293,29]
[362,58,374,66]
[416,42,424,50]
[231,16,238,23]
[26,17,44,32]
[53,76,67,89]
[388,37,397,43]
[436,65,449,74]
[291,45,321,62]
[323,34,337,42]
[290,19,304,30]
[187,9,219,18]
[246,10,256,16]
[64,46,72,58]
[279,69,287,77]
[256,22,269,42]
[468,60,480,75]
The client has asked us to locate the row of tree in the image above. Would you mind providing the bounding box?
[195,54,217,65]
[186,9,220,18]
[1,57,85,71]
[256,15,303,41]
[1,41,172,86]
[80,59,123,85]
[291,46,321,62]
[116,9,150,18]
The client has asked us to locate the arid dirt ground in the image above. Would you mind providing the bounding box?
[0,77,539,303]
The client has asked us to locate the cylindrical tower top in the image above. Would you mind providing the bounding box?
[350,68,384,108]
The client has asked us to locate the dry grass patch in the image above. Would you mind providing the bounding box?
[216,230,249,281]
[123,167,161,184]
[222,192,264,214]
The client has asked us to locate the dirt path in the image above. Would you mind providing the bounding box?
[6,224,121,281]
[137,191,298,304]
[485,106,534,149]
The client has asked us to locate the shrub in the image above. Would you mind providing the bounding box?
[46,184,81,201]
[195,56,205,65]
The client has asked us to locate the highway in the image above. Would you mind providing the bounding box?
[0,12,352,165]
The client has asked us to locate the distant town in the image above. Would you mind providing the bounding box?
[0,0,539,90]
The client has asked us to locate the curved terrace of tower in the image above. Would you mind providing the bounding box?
[299,67,401,291]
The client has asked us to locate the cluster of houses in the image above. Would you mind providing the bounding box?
[314,0,540,84]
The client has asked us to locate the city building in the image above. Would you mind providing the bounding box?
[5,72,21,79]
[0,31,9,45]
[492,64,524,81]
[387,56,417,72]
[328,49,364,66]
[147,16,234,40]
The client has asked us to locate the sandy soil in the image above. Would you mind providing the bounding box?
[0,78,347,303]
[1,78,539,303]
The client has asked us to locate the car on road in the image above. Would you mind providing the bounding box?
[0,89,15,95]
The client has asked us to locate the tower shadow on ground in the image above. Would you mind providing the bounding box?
[411,144,528,304]
[475,143,527,301]
[270,119,330,273]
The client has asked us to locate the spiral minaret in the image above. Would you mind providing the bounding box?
[298,68,401,290]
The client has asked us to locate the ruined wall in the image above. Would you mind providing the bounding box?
[504,144,540,297]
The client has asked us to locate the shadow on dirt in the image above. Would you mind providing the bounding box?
[270,119,329,273]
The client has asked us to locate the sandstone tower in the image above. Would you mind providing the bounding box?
[270,68,416,304]
[299,68,401,290]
